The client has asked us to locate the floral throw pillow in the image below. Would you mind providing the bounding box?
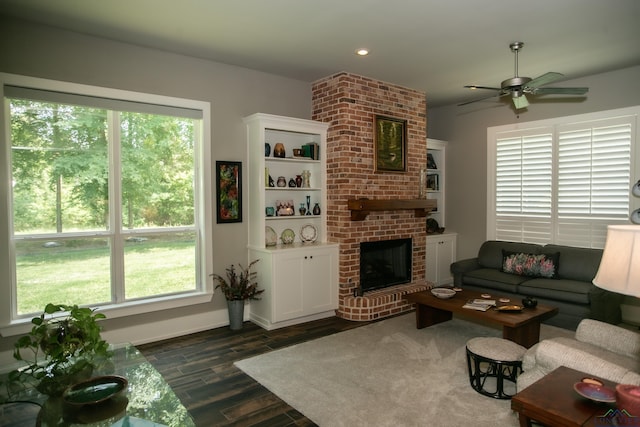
[502,251,559,279]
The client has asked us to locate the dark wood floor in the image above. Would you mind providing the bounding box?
[137,316,370,427]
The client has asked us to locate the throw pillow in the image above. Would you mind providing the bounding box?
[502,251,559,279]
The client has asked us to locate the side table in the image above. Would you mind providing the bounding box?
[511,366,622,427]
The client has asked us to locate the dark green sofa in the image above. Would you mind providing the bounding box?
[450,240,623,330]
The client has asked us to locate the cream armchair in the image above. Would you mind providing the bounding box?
[517,319,640,391]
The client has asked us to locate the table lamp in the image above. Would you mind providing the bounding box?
[592,224,640,414]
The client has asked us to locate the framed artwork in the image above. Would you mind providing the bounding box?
[374,115,407,172]
[426,173,439,191]
[216,161,242,223]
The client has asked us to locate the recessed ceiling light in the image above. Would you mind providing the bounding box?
[356,49,369,56]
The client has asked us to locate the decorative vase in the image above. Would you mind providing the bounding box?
[273,142,285,158]
[522,296,538,308]
[268,175,275,187]
[299,203,306,216]
[264,142,271,157]
[276,176,286,187]
[616,384,640,415]
[302,170,311,188]
[295,175,303,187]
[288,178,297,187]
[306,195,311,215]
[419,168,427,199]
[227,300,244,331]
[313,203,321,215]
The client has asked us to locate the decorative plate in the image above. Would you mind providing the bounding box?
[495,305,523,312]
[300,224,317,243]
[573,382,616,403]
[265,226,277,246]
[63,375,128,406]
[280,228,295,244]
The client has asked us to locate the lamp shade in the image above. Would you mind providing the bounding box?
[592,225,640,297]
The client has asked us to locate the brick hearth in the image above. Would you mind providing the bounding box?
[311,72,432,321]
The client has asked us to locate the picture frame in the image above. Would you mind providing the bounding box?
[216,161,242,223]
[426,173,439,191]
[374,115,407,172]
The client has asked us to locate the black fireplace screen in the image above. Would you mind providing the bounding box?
[360,238,412,292]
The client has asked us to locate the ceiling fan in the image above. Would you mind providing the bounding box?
[459,41,589,109]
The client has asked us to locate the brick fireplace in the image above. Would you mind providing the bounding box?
[311,72,431,321]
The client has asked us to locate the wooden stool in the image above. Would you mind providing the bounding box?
[466,337,526,399]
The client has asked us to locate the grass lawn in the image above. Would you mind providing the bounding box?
[16,238,196,315]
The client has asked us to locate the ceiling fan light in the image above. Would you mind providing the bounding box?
[513,94,529,109]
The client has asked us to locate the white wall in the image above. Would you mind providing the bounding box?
[0,15,311,362]
[427,65,640,260]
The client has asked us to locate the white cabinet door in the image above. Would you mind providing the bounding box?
[271,245,338,323]
[302,247,337,314]
[426,233,457,286]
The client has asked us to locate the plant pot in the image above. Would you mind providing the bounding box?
[227,300,245,331]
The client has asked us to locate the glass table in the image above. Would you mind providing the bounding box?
[0,343,195,427]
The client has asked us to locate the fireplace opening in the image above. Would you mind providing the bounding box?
[360,238,412,292]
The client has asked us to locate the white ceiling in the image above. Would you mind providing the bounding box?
[1,0,639,107]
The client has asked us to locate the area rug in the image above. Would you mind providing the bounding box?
[235,314,573,427]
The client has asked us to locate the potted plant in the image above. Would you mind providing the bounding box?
[5,303,111,397]
[211,259,264,330]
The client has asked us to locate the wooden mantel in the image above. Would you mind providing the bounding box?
[347,198,437,221]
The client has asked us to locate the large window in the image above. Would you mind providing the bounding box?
[0,74,212,330]
[488,107,639,248]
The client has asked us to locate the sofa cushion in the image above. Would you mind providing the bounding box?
[542,244,602,282]
[502,251,559,278]
[477,241,543,270]
[518,278,592,304]
[463,268,529,292]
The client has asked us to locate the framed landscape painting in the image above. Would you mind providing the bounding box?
[374,115,407,172]
[216,161,242,223]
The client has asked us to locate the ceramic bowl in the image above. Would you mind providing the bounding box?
[431,288,456,299]
[63,375,128,407]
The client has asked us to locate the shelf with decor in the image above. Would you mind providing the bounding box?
[426,138,447,229]
[244,113,338,330]
[425,138,457,286]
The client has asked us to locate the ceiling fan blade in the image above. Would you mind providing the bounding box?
[530,87,589,95]
[464,85,502,91]
[526,72,564,88]
[512,94,529,109]
[457,93,501,106]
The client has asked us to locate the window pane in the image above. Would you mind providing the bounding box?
[124,232,197,300]
[120,113,195,229]
[10,99,109,234]
[15,238,111,315]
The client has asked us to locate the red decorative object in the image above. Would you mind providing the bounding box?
[616,384,640,415]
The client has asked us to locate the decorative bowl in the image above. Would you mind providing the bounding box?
[574,381,616,403]
[63,375,128,407]
[431,288,456,299]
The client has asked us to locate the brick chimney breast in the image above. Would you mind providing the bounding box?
[312,72,430,321]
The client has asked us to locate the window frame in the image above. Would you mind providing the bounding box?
[0,73,213,336]
[487,106,640,249]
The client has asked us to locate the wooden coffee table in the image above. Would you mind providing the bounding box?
[404,288,558,348]
[511,366,618,427]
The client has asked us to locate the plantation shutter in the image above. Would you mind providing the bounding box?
[489,109,637,249]
[556,117,632,247]
[494,130,553,244]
